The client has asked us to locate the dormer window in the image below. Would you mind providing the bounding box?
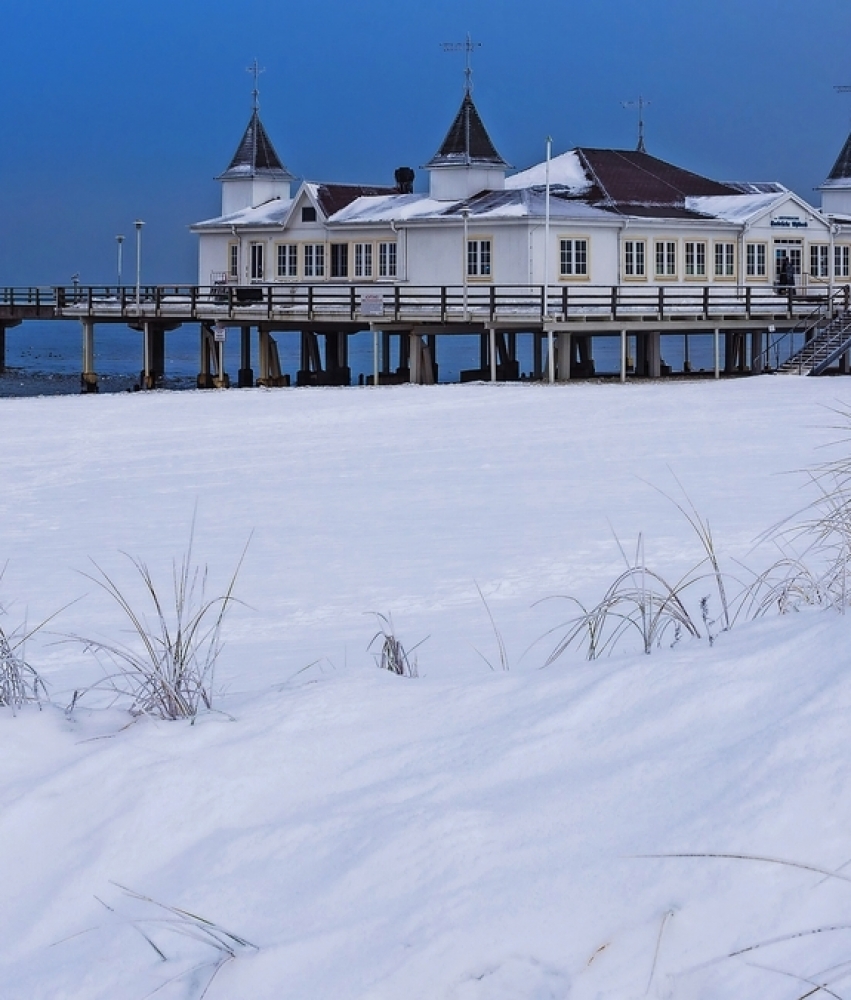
[302,206,317,223]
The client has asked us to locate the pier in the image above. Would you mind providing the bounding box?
[0,282,848,391]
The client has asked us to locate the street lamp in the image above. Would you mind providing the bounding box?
[134,219,145,307]
[116,234,125,287]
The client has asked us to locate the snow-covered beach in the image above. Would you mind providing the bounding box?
[2,377,851,999]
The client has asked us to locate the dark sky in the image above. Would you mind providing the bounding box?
[2,0,851,286]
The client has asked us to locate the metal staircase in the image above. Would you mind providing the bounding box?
[778,308,851,375]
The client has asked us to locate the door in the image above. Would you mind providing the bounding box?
[250,243,265,282]
[774,243,801,289]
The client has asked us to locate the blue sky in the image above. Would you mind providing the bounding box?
[2,0,851,285]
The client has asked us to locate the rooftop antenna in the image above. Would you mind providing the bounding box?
[622,96,650,153]
[247,58,265,112]
[441,33,481,95]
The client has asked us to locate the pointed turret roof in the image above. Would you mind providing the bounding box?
[826,130,851,182]
[217,110,294,181]
[425,93,509,169]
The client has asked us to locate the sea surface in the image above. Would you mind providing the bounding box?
[0,321,796,398]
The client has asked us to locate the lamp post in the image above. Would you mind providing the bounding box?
[116,235,125,287]
[461,207,470,321]
[134,219,144,307]
[544,136,552,320]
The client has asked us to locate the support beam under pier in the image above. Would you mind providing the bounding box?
[81,320,97,392]
[238,325,254,387]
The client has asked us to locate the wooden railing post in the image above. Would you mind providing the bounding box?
[394,285,401,322]
[308,285,314,321]
[703,286,710,319]
[610,286,618,319]
[350,285,356,321]
[490,285,496,322]
[657,286,664,319]
[562,285,568,319]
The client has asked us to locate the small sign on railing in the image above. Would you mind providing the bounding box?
[360,292,384,317]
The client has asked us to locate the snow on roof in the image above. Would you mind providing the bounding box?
[193,197,293,229]
[329,194,452,224]
[328,188,615,225]
[505,151,592,194]
[685,192,788,223]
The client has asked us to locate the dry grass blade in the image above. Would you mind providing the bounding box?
[109,882,258,1000]
[539,534,702,663]
[72,526,250,719]
[474,582,510,671]
[368,612,423,677]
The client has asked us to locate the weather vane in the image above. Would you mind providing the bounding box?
[836,84,851,122]
[622,95,650,153]
[247,58,265,112]
[441,33,481,95]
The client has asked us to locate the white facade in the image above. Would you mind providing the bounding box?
[194,102,851,296]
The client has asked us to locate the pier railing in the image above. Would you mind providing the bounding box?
[0,283,844,326]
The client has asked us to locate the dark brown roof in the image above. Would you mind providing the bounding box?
[315,184,398,217]
[425,93,509,169]
[218,111,294,181]
[577,149,738,210]
[827,131,851,181]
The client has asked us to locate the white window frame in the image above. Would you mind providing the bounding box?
[835,245,850,279]
[714,242,735,279]
[303,243,326,279]
[249,242,265,282]
[746,242,767,278]
[623,239,646,279]
[228,242,239,281]
[467,238,492,279]
[275,243,297,279]
[559,237,589,278]
[378,241,397,278]
[685,241,706,278]
[654,240,677,278]
[354,242,373,279]
[810,244,829,279]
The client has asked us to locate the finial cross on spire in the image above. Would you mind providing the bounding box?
[622,95,650,153]
[247,58,265,112]
[836,85,851,123]
[441,33,482,95]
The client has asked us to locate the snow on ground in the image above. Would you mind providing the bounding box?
[2,376,851,999]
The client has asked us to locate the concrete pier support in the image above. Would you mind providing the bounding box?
[138,324,165,389]
[238,325,254,387]
[573,335,595,377]
[645,331,661,378]
[257,327,287,386]
[197,323,229,388]
[751,330,764,374]
[556,333,571,381]
[382,332,391,375]
[725,332,745,374]
[81,320,98,393]
[408,331,436,384]
[533,332,543,379]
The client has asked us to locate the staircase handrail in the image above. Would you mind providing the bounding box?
[753,287,847,373]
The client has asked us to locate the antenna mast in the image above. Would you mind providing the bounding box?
[441,33,482,95]
[622,95,650,153]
